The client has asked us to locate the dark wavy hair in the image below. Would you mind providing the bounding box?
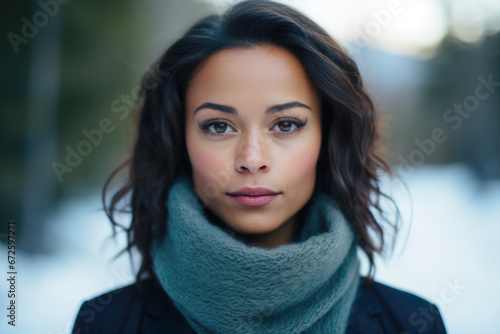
[103,0,401,292]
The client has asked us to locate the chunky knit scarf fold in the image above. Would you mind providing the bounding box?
[151,176,360,334]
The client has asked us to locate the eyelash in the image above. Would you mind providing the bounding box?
[198,117,307,138]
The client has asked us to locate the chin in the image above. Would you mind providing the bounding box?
[226,217,280,236]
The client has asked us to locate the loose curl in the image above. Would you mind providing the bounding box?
[103,0,401,292]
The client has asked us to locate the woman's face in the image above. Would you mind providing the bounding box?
[185,44,322,246]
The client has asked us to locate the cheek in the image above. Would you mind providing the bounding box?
[285,134,321,181]
[187,140,230,184]
[294,147,320,179]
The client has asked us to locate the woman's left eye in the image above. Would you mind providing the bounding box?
[272,121,297,133]
[271,118,307,136]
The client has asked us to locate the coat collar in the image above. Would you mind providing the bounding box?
[345,278,385,334]
[141,281,196,334]
[142,277,386,334]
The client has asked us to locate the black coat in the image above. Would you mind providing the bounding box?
[71,277,447,334]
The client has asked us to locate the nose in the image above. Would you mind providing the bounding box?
[235,132,271,174]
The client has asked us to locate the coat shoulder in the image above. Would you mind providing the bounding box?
[71,283,150,334]
[348,278,448,334]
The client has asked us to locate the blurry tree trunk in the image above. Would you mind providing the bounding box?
[21,8,62,253]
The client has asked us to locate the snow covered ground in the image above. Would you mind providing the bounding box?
[365,164,500,333]
[1,163,499,333]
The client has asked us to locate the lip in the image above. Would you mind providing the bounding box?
[227,187,281,207]
[227,187,280,196]
[228,194,280,207]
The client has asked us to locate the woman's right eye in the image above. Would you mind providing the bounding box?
[208,122,234,134]
[199,119,235,136]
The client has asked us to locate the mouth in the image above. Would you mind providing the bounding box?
[227,186,280,197]
[227,193,280,207]
[226,186,281,207]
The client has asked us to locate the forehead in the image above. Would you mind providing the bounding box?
[185,45,320,113]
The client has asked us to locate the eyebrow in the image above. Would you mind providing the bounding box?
[193,101,312,115]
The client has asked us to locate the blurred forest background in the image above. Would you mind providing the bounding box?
[1,0,499,333]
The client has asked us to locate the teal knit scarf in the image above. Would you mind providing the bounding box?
[151,176,360,334]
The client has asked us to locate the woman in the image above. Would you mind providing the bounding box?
[72,0,447,333]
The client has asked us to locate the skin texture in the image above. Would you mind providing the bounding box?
[185,44,322,249]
